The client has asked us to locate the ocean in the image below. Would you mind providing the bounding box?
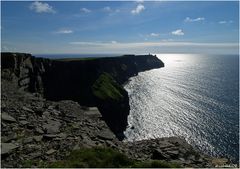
[124,54,239,163]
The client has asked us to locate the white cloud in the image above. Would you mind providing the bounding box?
[150,33,160,37]
[1,44,17,52]
[2,46,9,51]
[131,4,145,15]
[161,39,173,42]
[184,17,205,22]
[6,40,237,55]
[69,41,238,49]
[219,20,233,24]
[103,6,112,12]
[219,21,227,24]
[55,29,73,34]
[69,41,101,46]
[171,29,184,36]
[111,41,117,44]
[135,0,144,3]
[29,1,56,13]
[81,8,91,13]
[102,7,120,15]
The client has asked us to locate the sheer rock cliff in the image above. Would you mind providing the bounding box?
[1,52,164,138]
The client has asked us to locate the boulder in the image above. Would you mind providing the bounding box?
[34,108,44,116]
[22,106,34,113]
[152,149,170,160]
[81,136,96,147]
[58,133,67,139]
[28,152,42,159]
[1,143,19,155]
[46,149,56,155]
[42,120,61,134]
[35,127,44,134]
[159,142,175,149]
[33,136,43,142]
[43,134,59,139]
[2,134,18,143]
[23,137,33,144]
[2,113,16,122]
[19,120,29,125]
[18,116,27,120]
[97,130,115,140]
[166,150,179,159]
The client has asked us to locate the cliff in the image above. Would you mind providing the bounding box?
[1,52,228,168]
[1,83,218,168]
[1,52,164,139]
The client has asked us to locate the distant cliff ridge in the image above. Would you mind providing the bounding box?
[1,52,164,139]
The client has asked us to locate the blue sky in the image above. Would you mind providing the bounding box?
[1,1,239,55]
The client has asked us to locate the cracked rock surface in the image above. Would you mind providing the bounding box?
[1,78,218,168]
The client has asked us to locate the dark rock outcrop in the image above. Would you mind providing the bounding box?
[1,52,164,138]
[1,53,50,93]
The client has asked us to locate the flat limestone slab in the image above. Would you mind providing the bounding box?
[2,113,16,122]
[1,143,19,155]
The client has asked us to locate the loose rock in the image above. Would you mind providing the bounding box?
[19,120,29,125]
[22,106,34,113]
[35,127,44,134]
[28,152,42,159]
[46,149,56,155]
[42,120,61,134]
[152,149,170,160]
[166,150,179,159]
[2,113,16,122]
[97,130,115,140]
[1,143,19,155]
[2,133,18,143]
[33,136,43,142]
[23,137,33,144]
[43,134,59,139]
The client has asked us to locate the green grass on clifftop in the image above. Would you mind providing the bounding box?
[55,57,98,61]
[92,72,124,101]
[48,147,131,168]
[24,147,181,168]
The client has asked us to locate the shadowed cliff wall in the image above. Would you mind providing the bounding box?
[1,52,164,139]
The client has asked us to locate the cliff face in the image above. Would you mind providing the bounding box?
[1,82,217,168]
[1,52,164,138]
[1,53,51,93]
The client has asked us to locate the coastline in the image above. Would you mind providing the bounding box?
[1,52,234,168]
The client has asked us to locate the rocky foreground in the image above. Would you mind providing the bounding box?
[1,82,214,168]
[1,53,230,168]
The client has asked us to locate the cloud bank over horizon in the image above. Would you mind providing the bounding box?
[1,1,239,55]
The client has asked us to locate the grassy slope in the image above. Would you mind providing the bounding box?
[22,147,181,168]
[92,72,124,101]
[55,57,99,61]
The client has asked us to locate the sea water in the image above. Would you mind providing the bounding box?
[124,54,239,162]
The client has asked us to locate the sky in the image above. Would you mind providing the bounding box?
[1,1,239,55]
